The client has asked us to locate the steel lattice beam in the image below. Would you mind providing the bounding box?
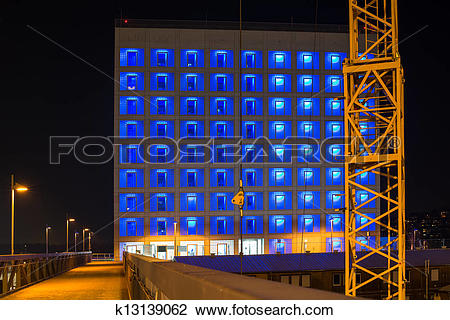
[344,0,406,299]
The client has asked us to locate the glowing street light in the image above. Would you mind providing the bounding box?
[88,232,92,251]
[66,217,75,252]
[82,228,90,251]
[11,174,28,255]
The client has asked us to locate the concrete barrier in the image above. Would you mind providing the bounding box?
[124,252,356,300]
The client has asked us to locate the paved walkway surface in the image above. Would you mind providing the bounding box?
[2,261,129,300]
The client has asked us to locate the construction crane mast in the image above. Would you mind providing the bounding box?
[343,0,405,299]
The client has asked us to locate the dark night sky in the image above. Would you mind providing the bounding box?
[0,0,448,254]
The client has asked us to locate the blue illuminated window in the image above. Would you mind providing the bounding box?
[187,147,196,163]
[187,52,197,67]
[331,54,341,69]
[217,171,226,187]
[157,172,167,187]
[303,217,314,233]
[217,219,226,235]
[187,99,197,114]
[275,53,285,68]
[275,76,285,92]
[246,124,255,139]
[331,123,342,137]
[217,53,227,68]
[275,101,285,115]
[217,99,226,115]
[329,216,343,232]
[187,75,197,91]
[216,123,226,137]
[127,75,137,90]
[127,99,137,114]
[157,52,168,66]
[156,147,166,163]
[247,219,256,234]
[127,51,137,66]
[156,123,167,137]
[246,195,255,210]
[301,193,315,209]
[126,147,137,163]
[302,54,313,69]
[303,123,313,137]
[329,77,343,93]
[245,53,256,68]
[126,221,137,236]
[246,76,256,91]
[246,171,255,186]
[275,147,285,162]
[126,172,136,187]
[217,76,227,91]
[186,123,197,137]
[276,241,285,254]
[275,170,285,186]
[246,100,256,115]
[217,195,226,210]
[157,99,167,114]
[157,221,167,235]
[126,196,136,211]
[187,171,197,187]
[275,195,285,209]
[300,99,313,115]
[332,101,342,115]
[275,218,286,233]
[157,196,166,211]
[216,147,225,162]
[187,220,197,235]
[246,148,255,162]
[157,75,167,90]
[301,169,314,186]
[187,195,197,211]
[126,123,136,137]
[303,77,313,92]
[275,124,285,139]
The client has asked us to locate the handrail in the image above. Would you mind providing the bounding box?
[124,252,357,300]
[0,252,92,297]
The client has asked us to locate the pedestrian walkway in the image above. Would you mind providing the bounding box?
[2,261,128,300]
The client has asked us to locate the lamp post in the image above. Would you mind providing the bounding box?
[45,226,51,256]
[173,221,177,257]
[10,174,28,255]
[82,228,90,251]
[74,232,79,252]
[88,232,92,251]
[66,217,75,252]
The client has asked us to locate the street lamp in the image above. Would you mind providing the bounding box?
[173,221,177,257]
[45,226,51,256]
[66,217,75,252]
[74,232,79,252]
[83,228,90,251]
[88,232,92,251]
[11,174,28,255]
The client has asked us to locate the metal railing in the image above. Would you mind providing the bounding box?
[123,252,356,300]
[92,253,114,261]
[0,252,91,297]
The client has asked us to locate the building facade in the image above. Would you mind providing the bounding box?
[114,20,379,260]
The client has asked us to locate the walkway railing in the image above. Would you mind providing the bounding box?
[124,252,355,300]
[92,253,114,261]
[0,252,91,297]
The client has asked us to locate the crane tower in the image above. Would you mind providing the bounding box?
[343,0,406,299]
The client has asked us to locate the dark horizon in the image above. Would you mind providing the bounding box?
[0,0,448,255]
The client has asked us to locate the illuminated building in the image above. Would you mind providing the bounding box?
[114,20,379,260]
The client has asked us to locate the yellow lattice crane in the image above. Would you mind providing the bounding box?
[343,0,406,299]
